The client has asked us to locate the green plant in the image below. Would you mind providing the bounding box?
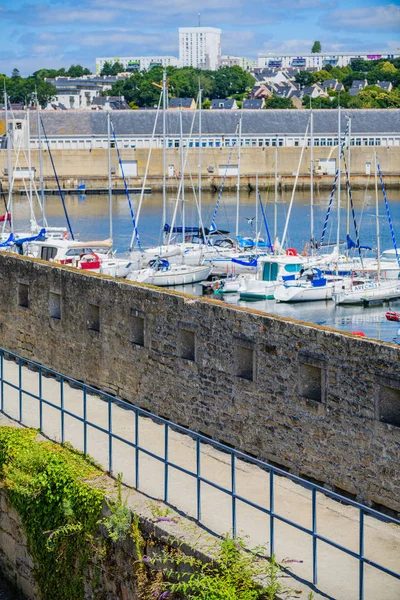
[149,500,174,520]
[100,473,131,542]
[159,535,284,600]
[0,426,105,600]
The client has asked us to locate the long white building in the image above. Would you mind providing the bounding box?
[95,56,179,74]
[179,27,221,70]
[257,51,400,70]
[5,109,399,152]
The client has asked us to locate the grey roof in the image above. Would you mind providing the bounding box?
[377,81,391,90]
[351,80,367,88]
[211,99,236,109]
[168,97,194,108]
[4,109,399,137]
[302,86,318,95]
[242,99,264,109]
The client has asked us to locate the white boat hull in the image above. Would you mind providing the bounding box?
[126,264,212,287]
[333,281,400,305]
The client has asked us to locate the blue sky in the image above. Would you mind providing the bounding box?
[0,0,399,75]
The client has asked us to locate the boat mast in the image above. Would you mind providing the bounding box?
[274,143,278,245]
[255,173,259,255]
[36,92,45,226]
[4,89,13,233]
[336,105,341,254]
[198,84,202,234]
[374,151,380,281]
[26,108,35,226]
[162,70,167,239]
[236,114,242,238]
[346,117,351,261]
[179,107,185,257]
[107,111,113,240]
[310,108,314,254]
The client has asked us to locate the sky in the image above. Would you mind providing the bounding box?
[0,0,399,76]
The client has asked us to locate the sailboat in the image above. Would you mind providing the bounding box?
[333,154,400,306]
[126,104,212,286]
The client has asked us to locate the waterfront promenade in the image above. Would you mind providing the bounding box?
[1,358,399,600]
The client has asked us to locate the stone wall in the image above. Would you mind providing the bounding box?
[1,146,400,192]
[0,253,399,512]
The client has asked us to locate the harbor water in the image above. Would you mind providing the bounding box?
[10,188,400,344]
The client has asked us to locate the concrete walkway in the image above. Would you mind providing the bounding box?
[1,358,399,600]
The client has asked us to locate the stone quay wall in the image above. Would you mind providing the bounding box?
[1,146,400,192]
[0,253,399,513]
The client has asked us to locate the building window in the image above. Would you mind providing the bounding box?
[299,362,323,403]
[180,329,195,361]
[356,138,361,146]
[18,282,29,309]
[87,304,100,332]
[49,292,61,320]
[369,139,375,146]
[131,314,145,347]
[363,138,368,146]
[320,139,326,146]
[235,344,254,381]
[375,138,381,146]
[378,384,400,427]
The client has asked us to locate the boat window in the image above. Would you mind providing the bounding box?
[41,247,58,261]
[285,263,302,273]
[263,262,278,281]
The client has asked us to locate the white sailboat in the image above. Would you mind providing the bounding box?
[333,154,400,306]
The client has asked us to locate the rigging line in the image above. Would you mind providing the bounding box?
[377,160,400,269]
[130,89,163,250]
[258,191,272,250]
[40,117,74,239]
[110,119,142,253]
[320,121,349,245]
[207,123,240,242]
[342,151,363,267]
[7,105,44,224]
[167,97,199,246]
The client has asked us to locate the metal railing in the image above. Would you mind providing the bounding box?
[0,347,399,599]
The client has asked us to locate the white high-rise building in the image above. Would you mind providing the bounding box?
[179,27,221,70]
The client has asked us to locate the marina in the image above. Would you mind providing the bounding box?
[6,188,400,343]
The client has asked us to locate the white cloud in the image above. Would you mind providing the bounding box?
[321,4,400,31]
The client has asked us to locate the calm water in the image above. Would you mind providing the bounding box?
[10,188,400,344]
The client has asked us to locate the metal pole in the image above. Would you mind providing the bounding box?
[26,109,34,225]
[236,115,242,237]
[374,152,380,281]
[5,90,13,232]
[162,70,167,238]
[198,86,202,232]
[310,108,314,252]
[346,118,351,259]
[336,106,341,254]
[255,173,259,254]
[180,108,185,254]
[274,144,278,243]
[107,111,113,240]
[36,92,45,225]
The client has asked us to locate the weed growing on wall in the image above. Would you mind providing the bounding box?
[0,427,105,600]
[158,535,284,600]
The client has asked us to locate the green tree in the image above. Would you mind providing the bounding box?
[324,63,333,73]
[100,61,124,76]
[11,68,21,79]
[311,41,321,53]
[295,71,313,87]
[65,64,91,77]
[265,95,294,109]
[212,66,254,99]
[311,69,331,84]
